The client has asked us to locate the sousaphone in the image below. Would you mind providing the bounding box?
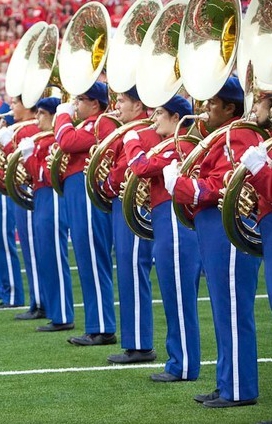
[48,1,112,196]
[220,136,272,257]
[4,25,60,209]
[1,23,47,200]
[172,0,242,228]
[85,0,161,212]
[121,109,209,239]
[85,118,154,214]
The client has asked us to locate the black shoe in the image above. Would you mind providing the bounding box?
[107,349,156,364]
[36,322,74,332]
[203,396,257,408]
[194,389,220,403]
[68,333,117,346]
[0,303,24,309]
[15,309,46,320]
[150,372,188,382]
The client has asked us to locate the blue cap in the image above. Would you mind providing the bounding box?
[163,95,193,127]
[36,97,61,114]
[217,77,244,103]
[0,102,14,126]
[124,85,141,101]
[85,82,109,105]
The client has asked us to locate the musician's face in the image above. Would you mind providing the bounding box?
[74,95,97,120]
[153,107,179,137]
[115,94,142,123]
[204,96,234,129]
[252,97,272,129]
[10,97,25,121]
[36,108,53,131]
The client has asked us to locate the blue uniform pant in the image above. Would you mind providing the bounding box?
[15,203,44,311]
[64,172,116,334]
[195,207,261,401]
[33,187,74,324]
[112,197,154,350]
[0,195,24,306]
[152,200,201,379]
[259,213,272,310]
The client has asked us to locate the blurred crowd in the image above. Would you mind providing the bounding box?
[0,0,251,100]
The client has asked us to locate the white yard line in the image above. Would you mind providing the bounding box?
[0,294,268,311]
[0,359,271,377]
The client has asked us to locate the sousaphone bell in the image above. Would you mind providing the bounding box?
[106,0,163,93]
[136,0,189,108]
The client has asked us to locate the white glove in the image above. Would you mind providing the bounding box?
[123,130,139,145]
[163,159,180,195]
[0,126,14,147]
[19,137,35,161]
[56,103,75,117]
[240,142,268,176]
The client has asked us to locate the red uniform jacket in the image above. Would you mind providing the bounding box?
[174,117,266,218]
[247,134,272,222]
[1,122,39,185]
[3,122,40,156]
[24,133,55,191]
[54,113,118,179]
[102,112,160,198]
[124,127,190,208]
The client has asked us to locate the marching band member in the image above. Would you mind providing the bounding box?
[240,91,272,424]
[0,101,24,308]
[163,77,262,407]
[104,86,159,364]
[17,97,74,331]
[0,96,46,319]
[53,81,117,346]
[122,95,202,381]
[240,91,272,309]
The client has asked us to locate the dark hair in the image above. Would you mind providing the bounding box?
[165,109,192,128]
[125,93,148,111]
[221,99,244,117]
[99,101,108,111]
[88,98,108,111]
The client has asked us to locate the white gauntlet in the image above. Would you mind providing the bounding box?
[0,126,14,147]
[123,130,139,145]
[56,103,75,117]
[240,142,268,176]
[163,159,180,195]
[19,137,35,161]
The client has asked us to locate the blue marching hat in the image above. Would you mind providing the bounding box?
[217,76,244,103]
[163,95,193,127]
[36,97,61,114]
[0,101,14,126]
[85,82,109,105]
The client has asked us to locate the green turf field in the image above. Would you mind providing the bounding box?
[0,244,271,424]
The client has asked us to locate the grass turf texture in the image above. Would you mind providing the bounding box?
[0,245,271,424]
